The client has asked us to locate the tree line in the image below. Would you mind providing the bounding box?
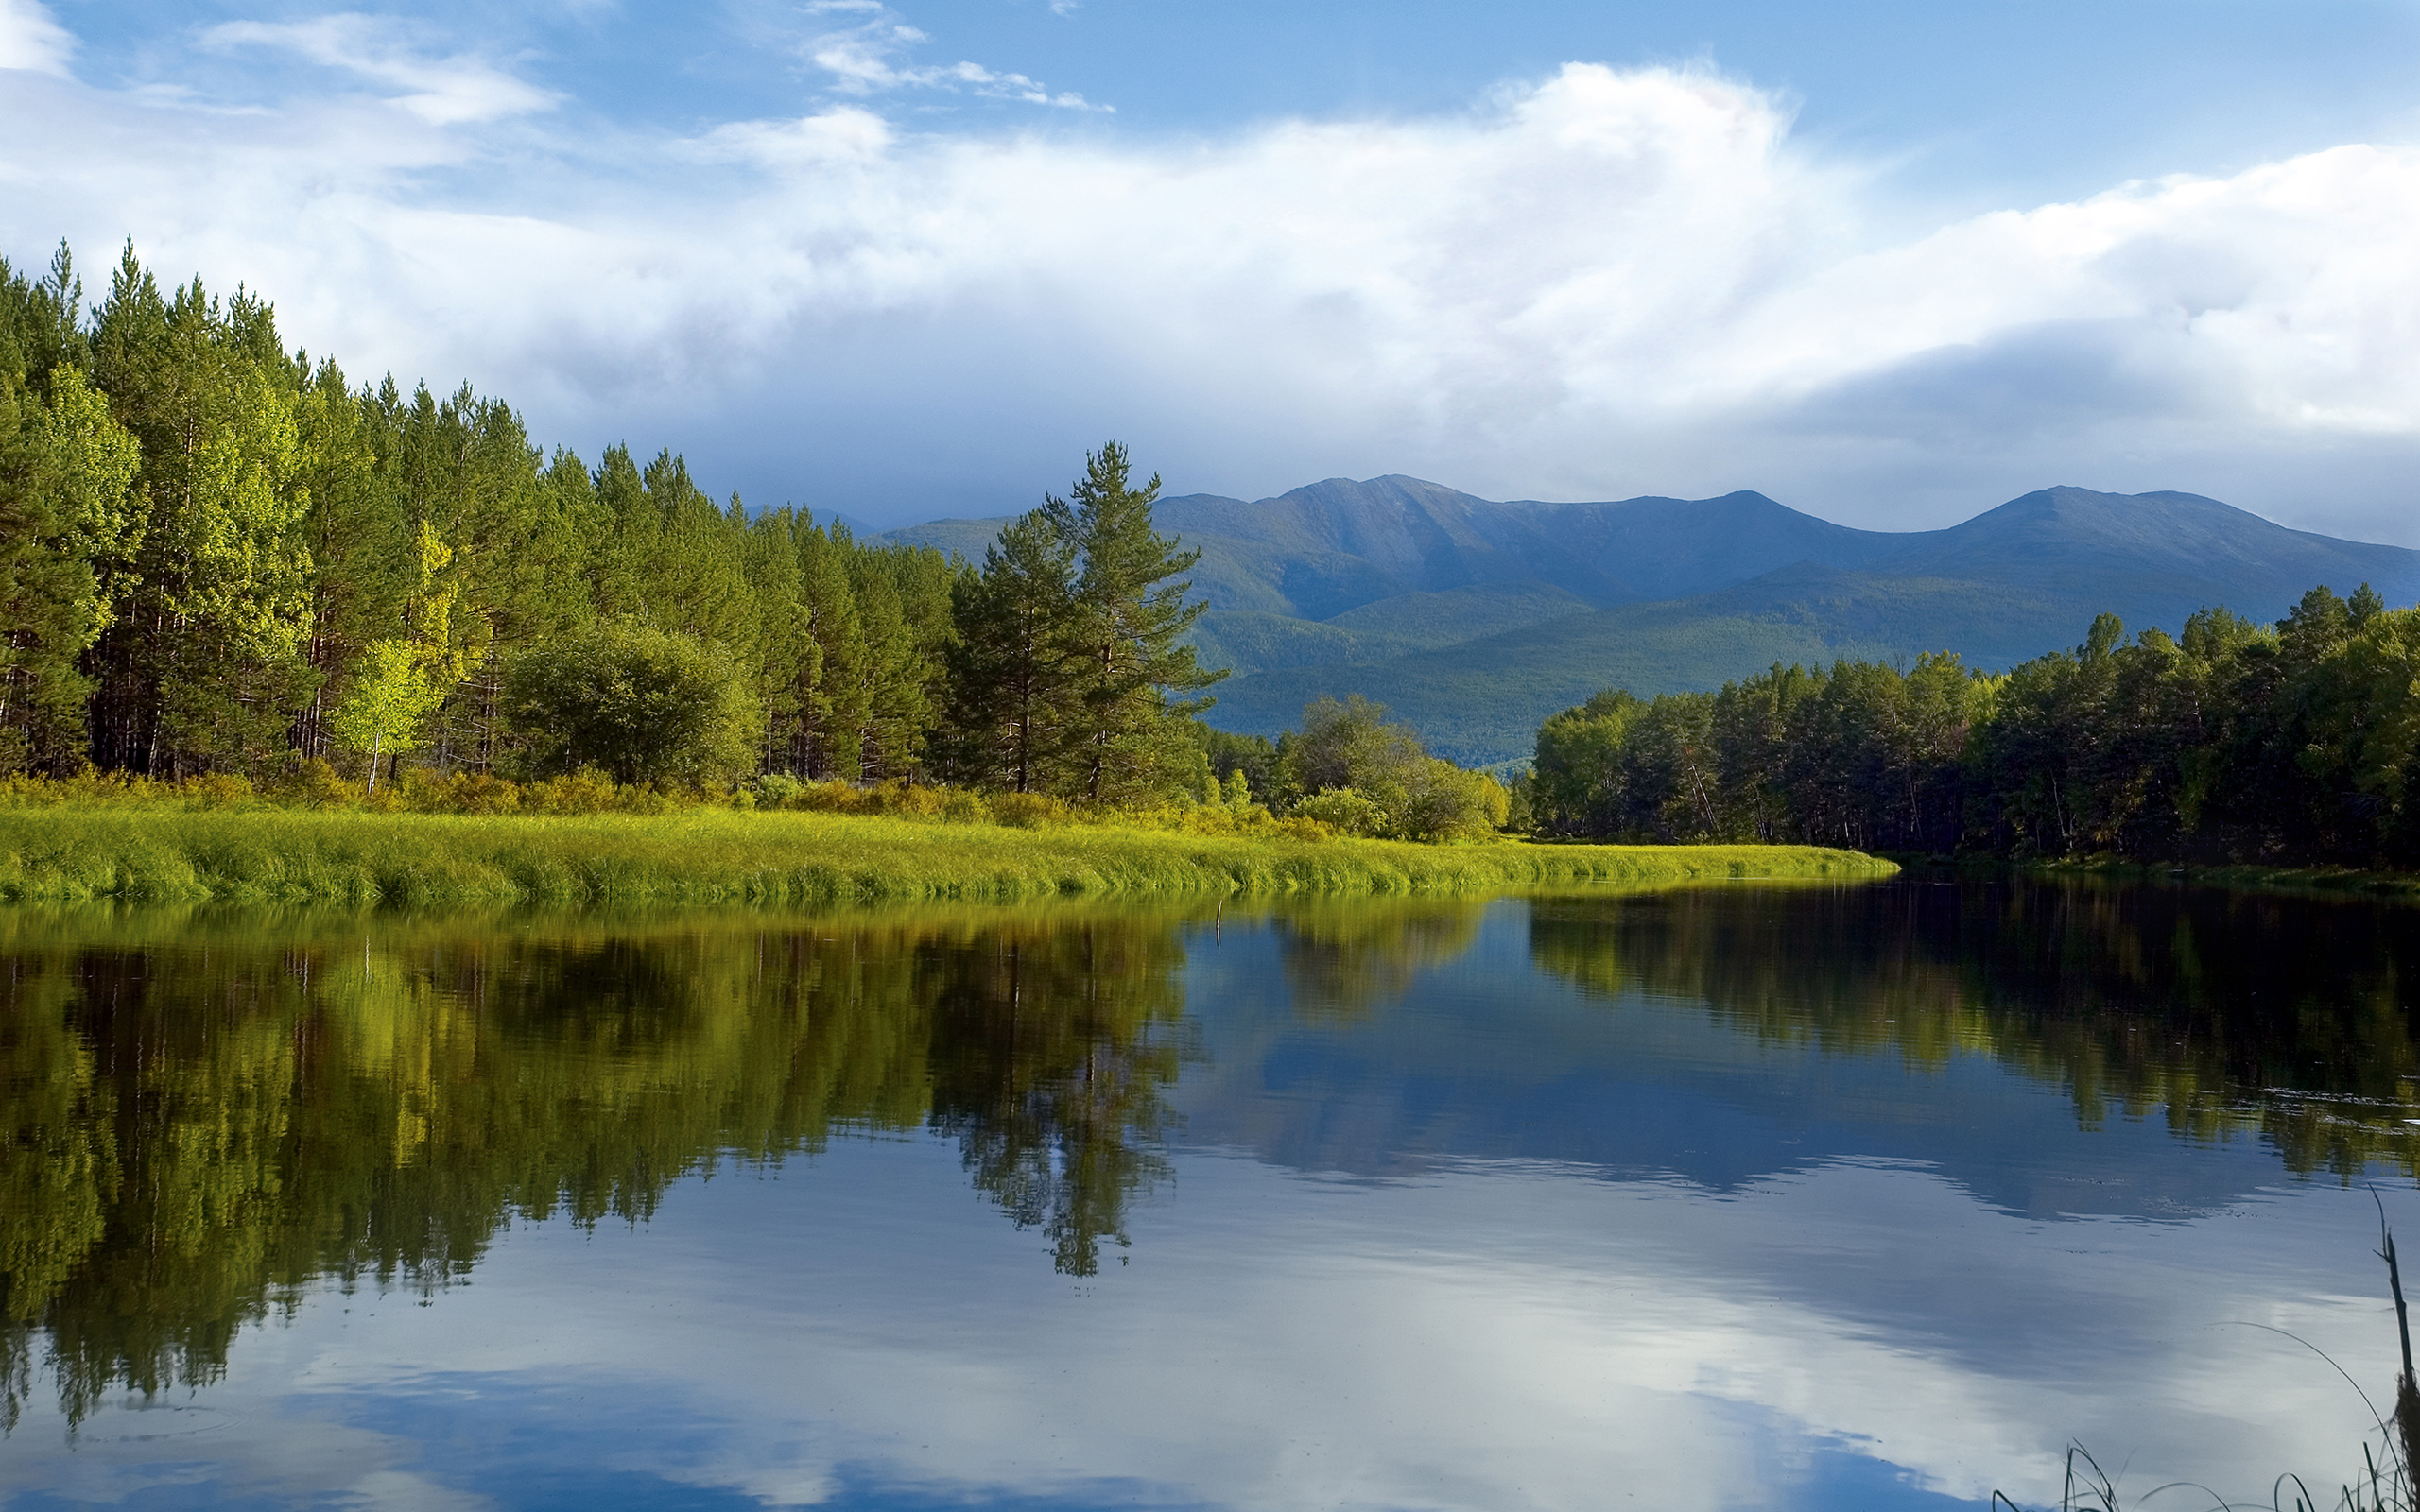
[0,242,1228,805]
[1526,585,2420,867]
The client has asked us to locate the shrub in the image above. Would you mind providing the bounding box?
[395,769,523,816]
[504,622,761,786]
[267,759,356,810]
[1399,760,1512,842]
[522,767,621,816]
[181,773,256,809]
[1292,787,1389,837]
[991,791,1068,829]
[754,773,805,809]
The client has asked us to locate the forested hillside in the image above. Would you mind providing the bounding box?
[888,477,2420,766]
[1526,586,2420,868]
[0,243,1225,805]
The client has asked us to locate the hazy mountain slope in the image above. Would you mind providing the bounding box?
[1154,478,1914,616]
[1206,566,2081,766]
[875,516,1007,563]
[1525,489,1902,600]
[1191,584,1593,677]
[879,479,1902,619]
[1871,487,2420,607]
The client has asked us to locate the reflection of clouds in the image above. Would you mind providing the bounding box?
[0,1388,487,1509]
[4,1143,2398,1510]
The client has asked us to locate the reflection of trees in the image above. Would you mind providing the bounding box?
[0,905,1193,1429]
[1530,880,2420,1178]
[921,925,1192,1277]
[1272,899,1489,1020]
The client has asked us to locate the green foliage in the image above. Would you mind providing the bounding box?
[1,241,1206,811]
[1528,585,2420,868]
[1056,442,1226,803]
[0,359,141,773]
[503,621,760,786]
[944,506,1083,792]
[326,641,450,791]
[1292,786,1390,836]
[1279,695,1512,841]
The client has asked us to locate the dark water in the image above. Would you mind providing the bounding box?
[4,879,2420,1510]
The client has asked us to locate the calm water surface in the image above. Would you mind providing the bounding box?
[4,879,2419,1510]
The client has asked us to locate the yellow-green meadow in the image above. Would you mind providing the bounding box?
[1,805,1893,907]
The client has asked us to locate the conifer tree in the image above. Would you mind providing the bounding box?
[795,516,869,778]
[744,507,810,774]
[847,547,930,780]
[1056,442,1223,803]
[942,507,1082,792]
[0,362,140,772]
[86,247,317,777]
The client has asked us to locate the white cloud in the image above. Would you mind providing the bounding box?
[0,0,73,75]
[804,4,1107,111]
[202,14,558,125]
[5,48,2420,535]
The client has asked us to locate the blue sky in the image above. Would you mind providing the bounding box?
[8,0,2420,540]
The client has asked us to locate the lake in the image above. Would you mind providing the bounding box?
[3,876,2417,1510]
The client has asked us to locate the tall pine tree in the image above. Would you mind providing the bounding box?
[1057,443,1222,803]
[942,507,1082,793]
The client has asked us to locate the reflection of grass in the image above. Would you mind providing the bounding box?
[0,808,1894,906]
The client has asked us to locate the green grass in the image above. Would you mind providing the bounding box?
[0,807,1894,907]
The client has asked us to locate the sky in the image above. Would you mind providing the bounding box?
[5,0,2420,540]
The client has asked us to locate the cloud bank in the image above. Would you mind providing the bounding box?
[3,29,2418,538]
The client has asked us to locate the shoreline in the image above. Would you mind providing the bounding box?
[1884,851,2420,899]
[4,808,1895,907]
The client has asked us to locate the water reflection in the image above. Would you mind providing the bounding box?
[0,905,1196,1430]
[4,880,2420,1509]
[1530,879,2420,1177]
[1269,897,1488,1020]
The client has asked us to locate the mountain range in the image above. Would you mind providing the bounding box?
[879,478,2420,766]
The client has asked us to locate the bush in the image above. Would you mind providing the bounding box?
[522,768,621,816]
[1399,759,1511,842]
[181,772,256,809]
[395,769,522,816]
[1292,787,1390,837]
[504,622,761,787]
[1277,697,1508,840]
[266,759,354,810]
[991,791,1069,829]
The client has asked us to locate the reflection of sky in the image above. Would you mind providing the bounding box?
[5,902,2413,1510]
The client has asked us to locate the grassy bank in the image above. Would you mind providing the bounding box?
[0,807,1893,907]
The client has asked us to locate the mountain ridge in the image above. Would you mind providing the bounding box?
[878,478,2420,765]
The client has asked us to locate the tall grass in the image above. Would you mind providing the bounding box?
[0,806,1894,906]
[1998,1219,2420,1512]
